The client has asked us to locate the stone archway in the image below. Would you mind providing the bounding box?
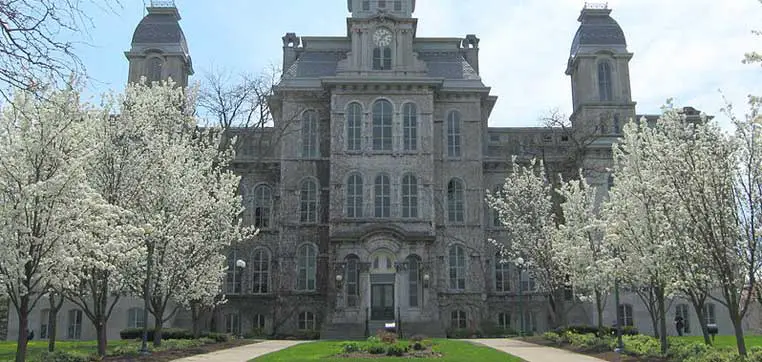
[368,248,397,321]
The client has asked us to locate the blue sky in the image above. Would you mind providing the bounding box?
[76,0,762,128]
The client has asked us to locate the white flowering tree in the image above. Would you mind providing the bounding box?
[604,116,680,354]
[556,174,615,331]
[0,87,107,362]
[119,81,246,346]
[486,158,569,327]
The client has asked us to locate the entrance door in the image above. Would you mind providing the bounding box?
[370,284,394,320]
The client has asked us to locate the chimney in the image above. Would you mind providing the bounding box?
[461,34,480,75]
[282,33,301,73]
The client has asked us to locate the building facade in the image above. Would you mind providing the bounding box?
[3,0,754,341]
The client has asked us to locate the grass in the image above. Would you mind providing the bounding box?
[0,340,135,360]
[250,339,524,362]
[672,335,762,349]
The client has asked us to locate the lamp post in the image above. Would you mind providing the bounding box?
[235,259,246,338]
[614,278,624,352]
[516,257,525,337]
[335,274,344,290]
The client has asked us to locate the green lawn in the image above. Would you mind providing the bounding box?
[0,340,136,360]
[250,339,524,362]
[672,335,762,349]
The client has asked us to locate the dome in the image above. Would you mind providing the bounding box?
[569,6,627,58]
[131,6,189,54]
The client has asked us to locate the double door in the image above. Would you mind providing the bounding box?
[370,283,394,320]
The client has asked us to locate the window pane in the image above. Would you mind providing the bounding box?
[347,103,362,151]
[372,100,393,150]
[447,111,461,157]
[374,174,390,217]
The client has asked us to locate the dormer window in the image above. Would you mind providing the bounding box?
[378,0,386,8]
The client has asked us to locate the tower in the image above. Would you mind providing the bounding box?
[125,0,194,87]
[565,3,635,136]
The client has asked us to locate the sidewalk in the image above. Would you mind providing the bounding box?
[469,339,608,362]
[170,340,307,362]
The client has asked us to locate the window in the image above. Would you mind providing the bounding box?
[613,113,621,134]
[522,311,537,332]
[403,103,417,151]
[498,312,511,330]
[618,304,634,327]
[251,248,270,294]
[704,303,716,325]
[401,174,418,218]
[362,0,370,10]
[491,186,502,227]
[447,111,461,157]
[225,313,241,335]
[253,314,266,330]
[67,309,82,339]
[347,103,363,151]
[676,304,691,334]
[451,310,467,329]
[297,244,317,291]
[252,185,272,228]
[345,255,360,307]
[346,174,363,218]
[607,174,615,191]
[520,268,536,292]
[598,61,613,101]
[301,110,319,158]
[372,100,393,150]
[146,57,163,83]
[374,174,391,218]
[448,245,466,290]
[127,307,145,329]
[300,179,318,223]
[394,0,402,10]
[378,0,386,7]
[226,250,244,294]
[495,256,510,292]
[40,309,51,339]
[298,311,316,330]
[447,179,464,223]
[408,256,421,307]
[373,46,392,70]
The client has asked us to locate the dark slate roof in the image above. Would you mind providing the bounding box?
[287,52,343,78]
[131,11,189,53]
[569,8,626,57]
[418,52,479,80]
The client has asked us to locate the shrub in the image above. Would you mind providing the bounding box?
[542,332,563,345]
[341,342,362,353]
[203,332,230,342]
[367,344,386,354]
[412,341,424,351]
[446,328,482,339]
[667,340,712,361]
[386,343,408,356]
[409,334,427,342]
[36,351,91,362]
[563,332,611,352]
[376,330,397,344]
[119,327,194,340]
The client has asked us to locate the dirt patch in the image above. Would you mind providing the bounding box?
[103,339,261,362]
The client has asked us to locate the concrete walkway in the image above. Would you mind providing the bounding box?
[469,339,607,362]
[170,340,307,362]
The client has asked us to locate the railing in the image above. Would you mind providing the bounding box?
[150,0,175,7]
[584,2,608,9]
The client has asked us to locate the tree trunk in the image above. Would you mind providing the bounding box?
[656,287,668,355]
[153,314,163,347]
[47,294,60,352]
[15,295,29,362]
[690,299,711,345]
[95,318,107,357]
[732,313,747,356]
[191,303,201,339]
[595,290,604,332]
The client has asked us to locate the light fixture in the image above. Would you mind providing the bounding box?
[235,259,246,269]
[335,274,344,289]
[423,273,430,288]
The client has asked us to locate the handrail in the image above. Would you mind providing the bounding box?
[365,307,370,338]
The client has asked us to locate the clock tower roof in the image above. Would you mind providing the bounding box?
[348,0,414,19]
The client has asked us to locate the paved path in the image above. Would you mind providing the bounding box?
[170,340,307,362]
[469,339,607,362]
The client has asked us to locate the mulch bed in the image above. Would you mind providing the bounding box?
[519,336,669,362]
[103,339,261,362]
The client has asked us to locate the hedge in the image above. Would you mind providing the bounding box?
[119,328,229,342]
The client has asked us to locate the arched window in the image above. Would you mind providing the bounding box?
[251,249,270,294]
[346,174,363,218]
[447,179,464,223]
[372,100,393,151]
[401,174,418,218]
[598,61,613,101]
[407,255,421,307]
[298,311,316,330]
[300,179,318,223]
[374,174,390,217]
[146,57,163,83]
[618,303,634,327]
[301,110,319,158]
[226,250,244,294]
[403,103,417,151]
[127,307,145,329]
[296,244,317,291]
[373,47,392,70]
[498,312,511,330]
[252,185,272,228]
[347,103,363,151]
[448,245,466,290]
[447,111,461,157]
[495,254,510,292]
[450,310,467,329]
[345,255,360,307]
[224,312,241,334]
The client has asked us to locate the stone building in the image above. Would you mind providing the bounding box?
[3,0,755,341]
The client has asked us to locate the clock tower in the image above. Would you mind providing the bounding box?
[339,0,424,74]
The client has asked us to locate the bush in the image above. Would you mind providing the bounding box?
[119,327,194,340]
[620,334,660,358]
[446,328,482,339]
[563,332,611,352]
[36,351,91,362]
[376,330,397,344]
[542,332,563,345]
[386,343,408,356]
[367,344,386,354]
[341,342,362,353]
[409,334,427,342]
[412,341,424,351]
[203,332,230,342]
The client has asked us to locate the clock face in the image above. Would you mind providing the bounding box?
[373,28,393,47]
